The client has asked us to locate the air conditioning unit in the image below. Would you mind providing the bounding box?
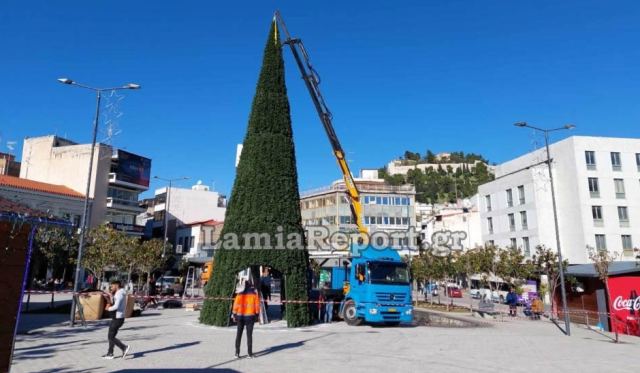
[175,244,183,254]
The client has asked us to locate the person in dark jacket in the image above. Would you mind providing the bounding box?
[506,288,518,317]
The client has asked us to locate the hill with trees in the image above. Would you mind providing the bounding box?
[379,150,495,204]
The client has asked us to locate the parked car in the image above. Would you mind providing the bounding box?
[155,276,183,296]
[446,285,462,298]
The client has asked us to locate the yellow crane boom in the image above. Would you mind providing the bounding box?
[274,12,367,239]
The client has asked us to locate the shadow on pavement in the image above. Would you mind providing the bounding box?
[113,368,240,373]
[32,366,99,373]
[253,332,334,358]
[130,341,201,358]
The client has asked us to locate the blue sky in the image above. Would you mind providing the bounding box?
[1,1,639,197]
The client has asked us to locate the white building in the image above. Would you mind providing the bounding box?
[300,171,417,255]
[20,135,150,235]
[419,195,483,251]
[0,175,85,225]
[153,181,226,248]
[176,219,224,263]
[479,136,640,264]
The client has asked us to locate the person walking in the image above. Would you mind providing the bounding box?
[232,280,260,359]
[506,287,518,317]
[103,280,131,360]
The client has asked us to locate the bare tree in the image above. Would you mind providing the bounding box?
[588,246,620,343]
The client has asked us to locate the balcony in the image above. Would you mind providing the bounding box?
[107,222,145,236]
[106,197,145,213]
[109,172,149,191]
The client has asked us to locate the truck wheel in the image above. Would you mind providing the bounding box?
[343,300,362,326]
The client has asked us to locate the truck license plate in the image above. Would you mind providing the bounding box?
[388,308,396,312]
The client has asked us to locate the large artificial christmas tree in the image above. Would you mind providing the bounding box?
[200,20,311,327]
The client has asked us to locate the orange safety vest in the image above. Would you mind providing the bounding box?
[233,291,260,317]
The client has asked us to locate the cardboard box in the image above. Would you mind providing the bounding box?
[77,293,105,321]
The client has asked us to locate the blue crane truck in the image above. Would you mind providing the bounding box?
[315,245,413,326]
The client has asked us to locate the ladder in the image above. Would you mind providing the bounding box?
[182,266,196,300]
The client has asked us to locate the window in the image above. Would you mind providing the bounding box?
[595,234,607,250]
[210,229,215,244]
[622,235,633,250]
[522,237,531,256]
[395,197,401,205]
[486,240,495,247]
[588,177,600,198]
[382,197,389,205]
[364,216,370,225]
[510,237,517,249]
[520,211,528,230]
[389,217,396,225]
[611,152,621,171]
[377,216,383,225]
[402,217,409,225]
[508,213,516,232]
[585,151,596,170]
[178,237,184,246]
[618,206,629,227]
[636,153,640,171]
[376,197,382,205]
[614,178,625,199]
[487,217,494,234]
[190,236,195,248]
[506,189,513,207]
[364,196,370,204]
[383,216,389,225]
[592,206,603,226]
[518,185,525,205]
[485,195,492,212]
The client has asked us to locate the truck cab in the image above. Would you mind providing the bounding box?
[337,246,413,326]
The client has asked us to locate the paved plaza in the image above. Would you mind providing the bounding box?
[11,307,639,373]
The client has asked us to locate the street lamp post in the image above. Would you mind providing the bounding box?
[514,121,575,336]
[57,78,140,326]
[153,176,189,257]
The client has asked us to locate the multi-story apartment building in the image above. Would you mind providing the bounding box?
[419,195,483,251]
[20,135,151,235]
[152,181,226,248]
[479,136,640,264]
[176,220,224,262]
[300,171,417,255]
[0,152,20,176]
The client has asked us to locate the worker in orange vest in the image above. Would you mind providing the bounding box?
[232,280,260,358]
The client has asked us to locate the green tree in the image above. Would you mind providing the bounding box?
[200,21,310,327]
[34,226,77,282]
[82,225,128,288]
[136,239,166,293]
[532,245,569,312]
[495,246,534,288]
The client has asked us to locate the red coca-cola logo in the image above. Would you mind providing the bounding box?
[612,296,640,311]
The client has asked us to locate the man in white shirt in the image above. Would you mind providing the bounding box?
[103,280,131,359]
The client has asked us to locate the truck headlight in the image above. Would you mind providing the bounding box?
[405,308,412,315]
[369,308,378,315]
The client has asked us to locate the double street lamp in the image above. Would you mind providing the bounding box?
[153,176,190,257]
[57,78,141,325]
[514,121,575,336]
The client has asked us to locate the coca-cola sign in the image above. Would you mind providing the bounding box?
[608,276,640,337]
[612,295,640,311]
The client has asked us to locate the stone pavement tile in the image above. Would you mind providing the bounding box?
[11,309,640,373]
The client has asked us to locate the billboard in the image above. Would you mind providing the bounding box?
[608,276,640,337]
[115,150,151,187]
